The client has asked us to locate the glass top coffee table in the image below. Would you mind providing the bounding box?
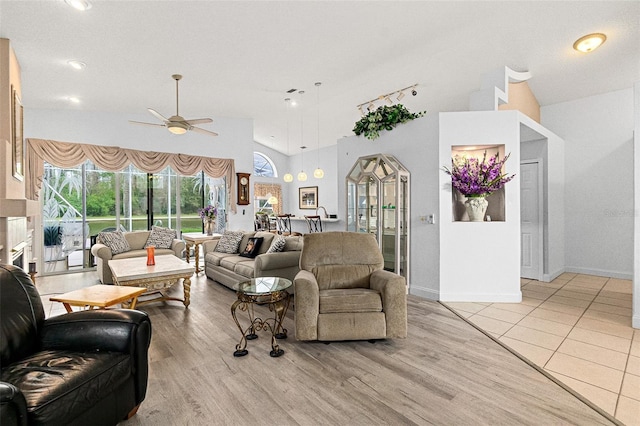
[230,277,292,358]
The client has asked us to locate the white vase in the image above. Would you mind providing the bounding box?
[464,196,488,222]
[204,219,215,236]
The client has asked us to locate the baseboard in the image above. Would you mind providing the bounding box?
[439,291,522,303]
[564,266,633,280]
[633,314,640,329]
[410,285,439,301]
[543,268,564,283]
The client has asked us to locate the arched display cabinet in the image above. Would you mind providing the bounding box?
[346,154,410,281]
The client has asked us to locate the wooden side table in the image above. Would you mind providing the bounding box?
[50,285,147,313]
[182,232,222,274]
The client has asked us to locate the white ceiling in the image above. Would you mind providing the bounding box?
[1,1,638,155]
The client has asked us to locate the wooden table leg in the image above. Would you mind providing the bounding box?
[185,242,192,264]
[62,302,73,313]
[129,296,139,310]
[183,276,191,307]
[193,242,201,274]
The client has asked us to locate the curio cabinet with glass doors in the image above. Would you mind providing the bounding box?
[346,154,410,282]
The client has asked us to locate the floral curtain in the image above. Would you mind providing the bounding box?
[253,183,282,215]
[26,138,237,213]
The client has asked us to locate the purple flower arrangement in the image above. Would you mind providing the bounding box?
[198,205,217,220]
[443,151,515,197]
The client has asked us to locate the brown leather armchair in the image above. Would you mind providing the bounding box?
[0,264,152,426]
[293,232,407,341]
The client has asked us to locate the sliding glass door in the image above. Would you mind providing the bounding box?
[41,161,226,275]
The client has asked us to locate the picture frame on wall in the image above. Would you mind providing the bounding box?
[299,186,318,210]
[11,86,24,180]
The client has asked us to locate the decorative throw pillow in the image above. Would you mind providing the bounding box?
[239,237,264,258]
[266,236,286,253]
[98,231,131,255]
[214,231,244,254]
[144,226,177,249]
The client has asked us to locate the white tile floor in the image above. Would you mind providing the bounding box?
[446,273,639,425]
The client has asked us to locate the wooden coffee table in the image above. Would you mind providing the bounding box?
[50,284,147,313]
[108,255,195,308]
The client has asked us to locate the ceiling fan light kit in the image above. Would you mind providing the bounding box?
[129,74,218,137]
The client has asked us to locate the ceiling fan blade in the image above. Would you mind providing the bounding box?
[147,108,169,123]
[185,118,213,125]
[129,120,166,127]
[190,126,219,137]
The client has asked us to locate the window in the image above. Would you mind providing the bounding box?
[253,183,282,216]
[41,162,227,275]
[253,152,277,177]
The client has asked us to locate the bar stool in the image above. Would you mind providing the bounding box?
[304,215,323,233]
[276,214,301,236]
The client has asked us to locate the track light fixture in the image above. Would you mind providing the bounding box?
[357,84,418,115]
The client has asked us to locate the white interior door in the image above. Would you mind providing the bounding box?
[520,161,542,280]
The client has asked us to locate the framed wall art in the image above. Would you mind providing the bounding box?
[12,86,24,180]
[299,186,318,210]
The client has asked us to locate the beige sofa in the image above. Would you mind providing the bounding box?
[91,230,185,284]
[202,231,303,290]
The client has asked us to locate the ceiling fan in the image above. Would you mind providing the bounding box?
[129,74,218,136]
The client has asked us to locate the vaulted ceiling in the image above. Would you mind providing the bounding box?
[1,1,638,154]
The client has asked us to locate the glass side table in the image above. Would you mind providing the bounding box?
[230,277,292,358]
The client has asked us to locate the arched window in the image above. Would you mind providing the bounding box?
[253,152,277,178]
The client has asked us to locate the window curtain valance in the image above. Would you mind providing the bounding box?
[26,138,236,213]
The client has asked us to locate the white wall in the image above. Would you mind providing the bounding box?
[25,108,256,230]
[338,115,441,298]
[438,111,521,302]
[541,88,635,279]
[286,144,340,220]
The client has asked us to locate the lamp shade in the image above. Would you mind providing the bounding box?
[297,171,308,182]
[283,173,294,183]
[267,195,278,205]
[313,168,324,179]
[168,122,188,134]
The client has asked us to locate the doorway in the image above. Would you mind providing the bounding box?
[520,160,543,280]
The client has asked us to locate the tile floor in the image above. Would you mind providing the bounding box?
[446,273,639,425]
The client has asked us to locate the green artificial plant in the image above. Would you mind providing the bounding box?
[353,104,425,140]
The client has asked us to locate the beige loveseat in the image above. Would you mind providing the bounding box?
[91,230,185,284]
[202,231,303,290]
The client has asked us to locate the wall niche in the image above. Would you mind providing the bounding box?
[450,144,506,222]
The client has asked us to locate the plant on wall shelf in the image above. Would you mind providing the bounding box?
[442,151,515,197]
[353,104,425,140]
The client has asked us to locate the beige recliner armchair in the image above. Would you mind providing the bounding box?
[294,232,407,341]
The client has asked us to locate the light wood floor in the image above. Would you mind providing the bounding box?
[39,272,618,425]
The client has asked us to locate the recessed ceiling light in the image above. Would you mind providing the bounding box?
[573,33,606,53]
[67,96,81,103]
[67,60,86,70]
[65,0,92,11]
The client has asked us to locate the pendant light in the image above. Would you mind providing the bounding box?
[313,82,324,179]
[297,91,307,182]
[267,184,278,206]
[283,98,294,183]
[298,146,308,182]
